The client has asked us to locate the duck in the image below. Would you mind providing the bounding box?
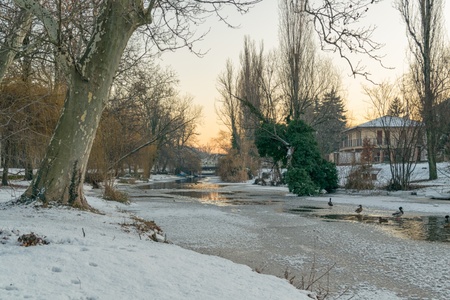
[378,217,388,223]
[445,215,450,228]
[392,207,404,217]
[355,205,363,214]
[328,198,333,207]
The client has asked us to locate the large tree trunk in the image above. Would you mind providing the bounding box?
[21,1,138,207]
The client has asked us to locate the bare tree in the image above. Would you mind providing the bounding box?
[279,0,315,121]
[155,95,203,174]
[258,49,283,123]
[91,61,202,179]
[303,0,385,79]
[216,59,242,151]
[237,37,264,132]
[396,0,450,180]
[364,81,424,189]
[278,0,341,124]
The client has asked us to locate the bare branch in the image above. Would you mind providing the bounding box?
[301,0,388,79]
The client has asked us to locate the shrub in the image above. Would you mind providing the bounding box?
[216,150,249,182]
[285,167,318,196]
[118,177,136,184]
[85,172,104,188]
[386,179,403,191]
[344,165,374,190]
[255,119,338,195]
[103,184,129,203]
[311,159,339,193]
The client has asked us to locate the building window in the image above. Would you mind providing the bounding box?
[377,130,382,145]
[385,130,390,145]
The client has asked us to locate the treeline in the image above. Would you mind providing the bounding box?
[215,0,450,194]
[1,0,448,206]
[1,37,202,188]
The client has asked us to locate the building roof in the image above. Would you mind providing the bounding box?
[343,115,421,132]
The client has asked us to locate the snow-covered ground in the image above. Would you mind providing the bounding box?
[0,180,313,300]
[2,162,450,300]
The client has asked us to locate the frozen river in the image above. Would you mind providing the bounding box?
[122,177,450,300]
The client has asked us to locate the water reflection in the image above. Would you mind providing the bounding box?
[169,191,228,203]
[319,213,450,243]
[287,206,450,242]
[289,206,326,213]
[139,179,282,206]
[138,178,223,190]
[388,216,450,242]
[168,190,282,206]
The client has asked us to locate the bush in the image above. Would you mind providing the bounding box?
[255,119,338,195]
[386,179,402,191]
[344,165,374,190]
[285,168,318,196]
[311,160,339,193]
[85,172,104,188]
[216,150,249,182]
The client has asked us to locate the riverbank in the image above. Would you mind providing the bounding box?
[0,184,312,300]
[123,176,450,299]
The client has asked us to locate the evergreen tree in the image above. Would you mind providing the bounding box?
[255,120,338,196]
[388,97,405,117]
[314,88,347,157]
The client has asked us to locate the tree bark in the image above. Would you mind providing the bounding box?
[1,138,10,186]
[421,0,438,180]
[21,1,138,207]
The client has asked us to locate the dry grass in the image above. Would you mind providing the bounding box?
[120,215,167,243]
[344,165,375,190]
[18,232,49,247]
[118,178,136,184]
[103,184,129,203]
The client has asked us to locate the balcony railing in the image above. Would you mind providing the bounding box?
[341,138,383,149]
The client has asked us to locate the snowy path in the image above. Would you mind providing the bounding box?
[123,179,450,300]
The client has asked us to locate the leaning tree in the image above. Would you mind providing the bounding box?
[12,0,260,208]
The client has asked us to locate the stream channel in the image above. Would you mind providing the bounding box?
[122,177,450,300]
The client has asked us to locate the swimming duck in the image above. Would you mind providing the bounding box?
[444,216,450,228]
[328,198,333,207]
[444,215,450,228]
[392,207,404,217]
[355,205,363,214]
[378,217,388,223]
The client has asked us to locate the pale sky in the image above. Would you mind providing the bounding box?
[159,0,450,145]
